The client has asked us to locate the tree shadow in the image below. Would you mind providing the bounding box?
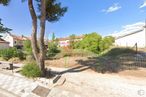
[45,48,146,76]
[46,65,91,77]
[75,48,146,74]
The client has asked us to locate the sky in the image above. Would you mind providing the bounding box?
[0,0,146,39]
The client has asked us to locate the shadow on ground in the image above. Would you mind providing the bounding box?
[45,48,146,77]
[76,48,146,73]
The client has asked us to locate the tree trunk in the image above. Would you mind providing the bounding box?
[39,0,46,76]
[28,0,46,76]
[28,0,39,61]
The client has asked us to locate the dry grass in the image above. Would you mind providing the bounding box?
[45,57,88,68]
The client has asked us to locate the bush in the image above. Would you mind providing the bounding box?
[21,62,41,78]
[74,33,114,54]
[47,42,60,58]
[23,40,32,55]
[0,48,25,60]
[0,48,16,60]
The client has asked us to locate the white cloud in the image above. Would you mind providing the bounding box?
[111,22,145,37]
[140,1,146,8]
[102,3,121,13]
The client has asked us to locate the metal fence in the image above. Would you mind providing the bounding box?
[119,55,146,69]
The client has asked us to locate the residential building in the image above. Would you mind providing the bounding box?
[56,35,83,47]
[0,38,9,49]
[112,22,146,48]
[0,32,28,47]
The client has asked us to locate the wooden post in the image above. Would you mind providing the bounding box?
[135,43,138,54]
[9,63,13,73]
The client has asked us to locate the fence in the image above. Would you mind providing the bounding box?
[119,55,146,69]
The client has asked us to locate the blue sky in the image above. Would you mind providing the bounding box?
[0,0,146,39]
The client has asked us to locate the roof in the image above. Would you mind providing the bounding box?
[8,32,30,41]
[0,38,9,44]
[116,29,144,39]
[56,35,84,41]
[111,22,145,40]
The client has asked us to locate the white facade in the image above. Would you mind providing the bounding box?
[2,33,14,47]
[0,33,25,47]
[112,22,146,48]
[115,29,146,48]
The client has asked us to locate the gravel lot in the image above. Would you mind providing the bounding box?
[50,67,146,97]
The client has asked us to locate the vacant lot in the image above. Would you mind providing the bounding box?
[45,57,146,78]
[48,66,146,97]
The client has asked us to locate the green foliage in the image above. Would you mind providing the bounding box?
[75,32,102,54]
[0,47,24,60]
[69,34,76,49]
[52,32,55,41]
[36,0,67,22]
[99,36,115,52]
[0,0,10,6]
[23,40,32,55]
[21,62,41,78]
[47,42,60,58]
[74,33,114,54]
[0,19,12,33]
[47,33,60,58]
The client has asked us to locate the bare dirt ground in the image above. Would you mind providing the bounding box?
[45,56,146,78]
[48,67,146,97]
[45,56,146,97]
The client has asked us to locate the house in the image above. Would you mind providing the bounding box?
[56,35,83,47]
[0,38,9,49]
[112,22,146,48]
[0,32,28,48]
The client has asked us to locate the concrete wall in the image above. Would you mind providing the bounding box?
[115,30,146,48]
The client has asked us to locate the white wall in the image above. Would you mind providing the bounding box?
[2,33,14,47]
[0,43,9,49]
[115,30,146,48]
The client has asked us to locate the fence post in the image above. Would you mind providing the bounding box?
[135,43,138,54]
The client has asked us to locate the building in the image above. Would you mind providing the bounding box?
[0,32,28,48]
[56,35,83,47]
[112,22,146,48]
[0,38,9,49]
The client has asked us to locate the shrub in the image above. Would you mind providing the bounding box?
[21,62,41,78]
[0,47,25,60]
[0,48,16,60]
[47,42,60,58]
[16,49,25,60]
[23,40,32,55]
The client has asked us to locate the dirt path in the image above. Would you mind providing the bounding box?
[50,67,146,97]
